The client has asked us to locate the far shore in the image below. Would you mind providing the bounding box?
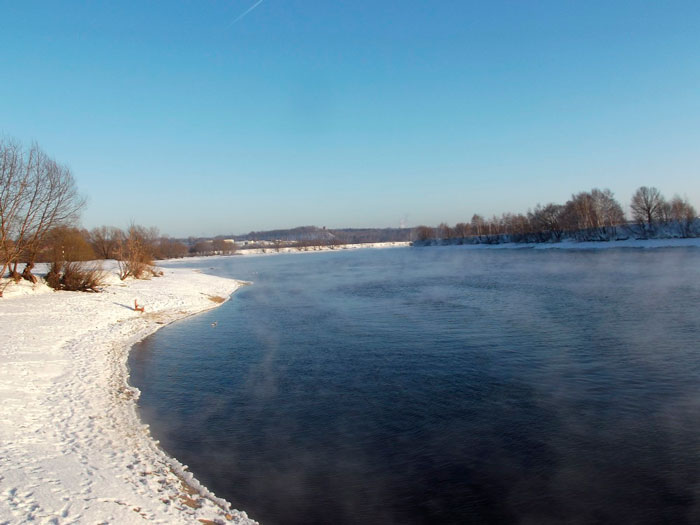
[205,240,410,258]
[415,236,700,250]
[166,237,700,266]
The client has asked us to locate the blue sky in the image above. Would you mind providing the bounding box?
[1,1,699,237]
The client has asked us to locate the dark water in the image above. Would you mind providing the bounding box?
[129,247,700,524]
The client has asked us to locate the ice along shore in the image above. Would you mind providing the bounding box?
[0,266,257,524]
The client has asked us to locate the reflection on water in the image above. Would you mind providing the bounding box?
[130,247,700,524]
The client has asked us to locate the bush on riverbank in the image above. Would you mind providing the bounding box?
[46,261,106,292]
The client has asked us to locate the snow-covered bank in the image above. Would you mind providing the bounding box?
[231,241,409,257]
[415,237,700,251]
[0,266,257,524]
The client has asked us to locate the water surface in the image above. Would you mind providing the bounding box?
[130,247,700,524]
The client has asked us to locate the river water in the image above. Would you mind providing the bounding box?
[129,246,700,524]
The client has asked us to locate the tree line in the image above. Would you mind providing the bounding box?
[0,138,199,295]
[413,187,697,244]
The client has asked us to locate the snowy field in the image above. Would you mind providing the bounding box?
[0,265,256,524]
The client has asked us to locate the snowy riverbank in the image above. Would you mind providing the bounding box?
[0,266,257,524]
[413,237,700,251]
[232,241,410,256]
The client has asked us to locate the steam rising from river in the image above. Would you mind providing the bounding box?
[132,246,700,524]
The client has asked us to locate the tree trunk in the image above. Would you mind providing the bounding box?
[21,262,38,284]
[9,261,22,283]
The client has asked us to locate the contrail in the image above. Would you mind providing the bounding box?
[229,0,265,26]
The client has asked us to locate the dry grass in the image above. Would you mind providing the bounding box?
[206,294,226,304]
[179,494,201,509]
[168,467,203,510]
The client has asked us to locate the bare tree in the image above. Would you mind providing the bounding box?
[89,225,122,259]
[669,195,696,221]
[0,140,23,282]
[669,195,697,237]
[487,215,501,236]
[1,139,85,293]
[437,223,453,240]
[191,240,214,255]
[630,186,666,226]
[453,222,471,238]
[509,213,532,238]
[561,192,596,232]
[212,238,229,254]
[470,214,485,237]
[560,189,625,240]
[528,203,564,240]
[158,237,189,259]
[413,226,435,242]
[114,224,159,280]
[591,188,625,229]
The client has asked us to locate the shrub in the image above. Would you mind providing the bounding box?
[45,261,63,289]
[115,224,157,280]
[45,261,106,292]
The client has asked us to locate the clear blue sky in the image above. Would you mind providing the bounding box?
[1,1,699,237]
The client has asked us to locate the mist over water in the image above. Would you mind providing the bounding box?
[130,247,700,524]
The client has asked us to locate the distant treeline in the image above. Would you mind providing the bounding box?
[220,226,412,245]
[413,187,698,245]
[35,226,235,262]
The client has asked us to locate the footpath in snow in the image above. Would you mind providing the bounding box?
[0,266,257,524]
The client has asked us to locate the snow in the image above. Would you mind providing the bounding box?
[233,241,410,256]
[421,237,700,251]
[531,237,700,250]
[0,263,257,524]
